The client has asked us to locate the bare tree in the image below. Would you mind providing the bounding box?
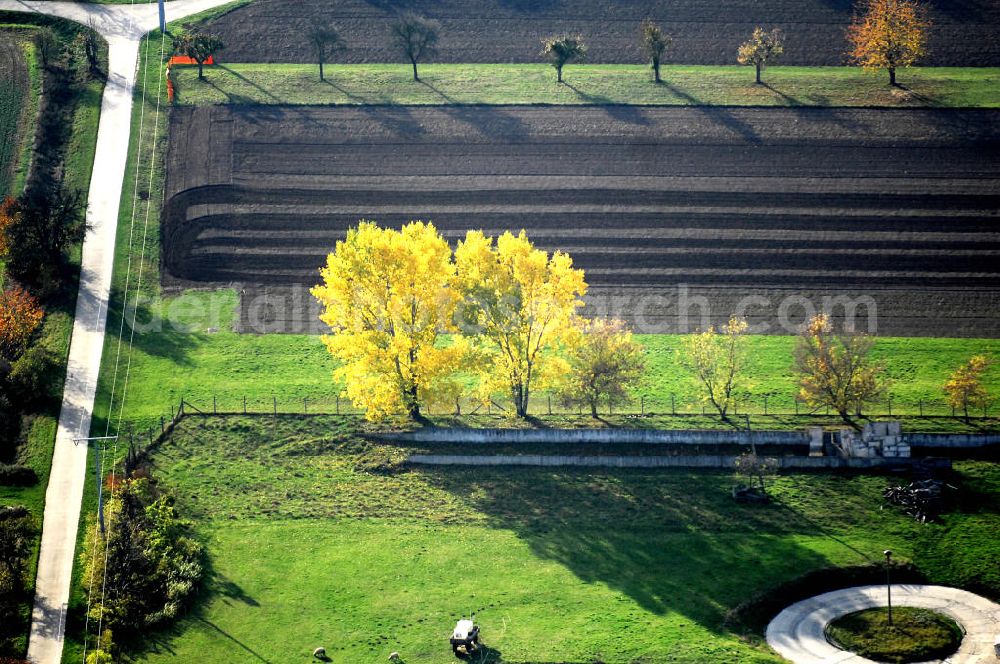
[308,23,345,82]
[640,19,672,83]
[390,12,440,81]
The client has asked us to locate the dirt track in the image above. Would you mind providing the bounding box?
[201,0,1000,66]
[162,105,1000,336]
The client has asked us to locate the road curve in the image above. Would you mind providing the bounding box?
[0,2,240,662]
[766,584,1000,664]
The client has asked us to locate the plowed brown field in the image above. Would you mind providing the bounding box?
[202,0,1000,66]
[162,105,1000,336]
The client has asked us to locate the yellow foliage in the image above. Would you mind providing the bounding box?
[561,318,645,417]
[848,0,930,83]
[680,315,750,417]
[794,313,887,419]
[311,221,464,421]
[455,230,586,417]
[943,355,992,417]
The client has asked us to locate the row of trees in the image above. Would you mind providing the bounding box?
[294,0,929,86]
[312,222,645,421]
[683,313,994,421]
[315,222,994,424]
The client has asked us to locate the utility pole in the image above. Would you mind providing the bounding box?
[73,436,119,536]
[159,0,166,34]
[884,549,893,626]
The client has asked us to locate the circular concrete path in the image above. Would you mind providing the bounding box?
[766,584,1000,663]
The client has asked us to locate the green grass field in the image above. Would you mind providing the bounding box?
[89,31,1000,438]
[0,30,40,197]
[110,415,999,664]
[172,63,1000,108]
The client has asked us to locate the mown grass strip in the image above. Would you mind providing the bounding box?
[171,63,1000,108]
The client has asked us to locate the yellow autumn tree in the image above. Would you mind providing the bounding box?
[680,315,750,417]
[794,313,887,420]
[455,230,586,418]
[311,221,464,421]
[847,0,930,86]
[944,355,992,418]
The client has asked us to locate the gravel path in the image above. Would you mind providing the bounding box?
[766,584,1000,663]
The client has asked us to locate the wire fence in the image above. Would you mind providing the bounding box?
[136,391,998,422]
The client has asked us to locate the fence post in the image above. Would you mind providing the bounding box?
[243,395,247,414]
[641,396,645,416]
[170,403,174,419]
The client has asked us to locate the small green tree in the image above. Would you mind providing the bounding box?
[737,27,784,84]
[559,318,646,417]
[308,23,345,82]
[390,12,440,81]
[680,315,750,417]
[541,34,587,83]
[172,32,225,80]
[640,19,672,83]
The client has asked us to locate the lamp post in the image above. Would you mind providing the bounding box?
[884,549,893,627]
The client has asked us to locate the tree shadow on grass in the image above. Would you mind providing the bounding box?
[421,466,844,631]
[103,298,199,367]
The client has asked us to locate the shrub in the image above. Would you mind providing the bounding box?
[6,344,57,409]
[0,286,44,361]
[84,478,204,634]
[0,464,38,487]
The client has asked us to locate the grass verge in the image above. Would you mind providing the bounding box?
[826,607,963,663]
[0,17,106,659]
[119,415,1000,663]
[171,63,1000,108]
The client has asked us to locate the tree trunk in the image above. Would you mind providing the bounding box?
[319,60,325,81]
[755,63,762,84]
[889,67,896,86]
[590,401,599,418]
[653,60,661,83]
[557,65,563,83]
[197,60,204,79]
[411,59,419,81]
[405,384,420,420]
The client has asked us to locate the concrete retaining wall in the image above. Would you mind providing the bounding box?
[905,433,1000,448]
[388,428,808,445]
[407,454,951,470]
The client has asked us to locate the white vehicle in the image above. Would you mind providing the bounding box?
[450,619,480,656]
